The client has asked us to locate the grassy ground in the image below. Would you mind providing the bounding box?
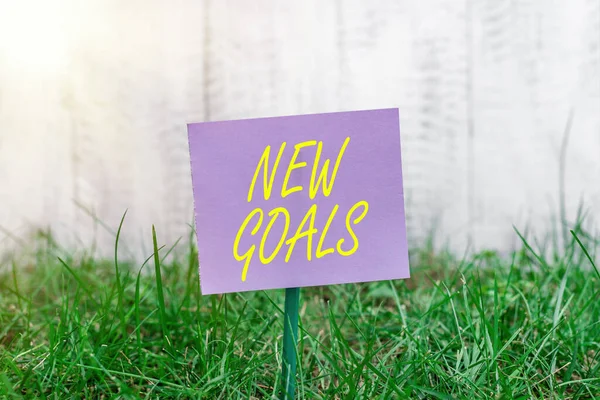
[1,227,599,399]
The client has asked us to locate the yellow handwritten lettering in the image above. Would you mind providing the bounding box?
[285,204,318,262]
[258,207,291,264]
[309,136,350,199]
[316,204,338,258]
[247,142,286,202]
[281,140,316,198]
[237,136,363,281]
[337,200,369,256]
[233,208,264,281]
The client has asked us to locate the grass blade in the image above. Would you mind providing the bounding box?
[152,225,169,352]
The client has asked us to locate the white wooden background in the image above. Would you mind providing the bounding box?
[0,0,599,261]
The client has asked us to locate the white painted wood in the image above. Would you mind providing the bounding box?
[0,0,598,261]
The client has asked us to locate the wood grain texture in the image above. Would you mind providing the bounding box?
[0,0,598,260]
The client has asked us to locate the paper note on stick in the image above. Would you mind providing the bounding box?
[187,108,410,295]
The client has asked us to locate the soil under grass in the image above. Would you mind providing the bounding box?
[1,228,599,399]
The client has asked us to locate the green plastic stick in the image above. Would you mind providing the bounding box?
[281,287,300,400]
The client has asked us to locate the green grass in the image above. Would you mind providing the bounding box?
[1,226,599,399]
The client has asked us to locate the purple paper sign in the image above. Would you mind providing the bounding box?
[187,108,410,295]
